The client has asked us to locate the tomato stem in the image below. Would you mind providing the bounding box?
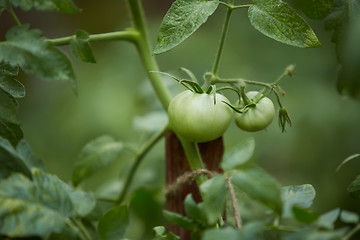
[211,0,234,77]
[9,6,21,26]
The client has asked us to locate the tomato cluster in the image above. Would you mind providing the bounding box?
[168,90,276,143]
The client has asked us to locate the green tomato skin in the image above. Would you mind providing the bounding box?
[235,91,275,132]
[168,91,232,143]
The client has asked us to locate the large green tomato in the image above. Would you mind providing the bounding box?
[168,90,232,142]
[235,91,275,132]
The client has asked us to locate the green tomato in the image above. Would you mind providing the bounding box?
[235,91,275,132]
[168,90,232,143]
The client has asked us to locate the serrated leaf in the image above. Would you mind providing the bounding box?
[221,137,255,171]
[163,210,195,230]
[202,227,240,240]
[282,184,316,218]
[340,210,359,224]
[231,164,283,215]
[154,0,218,54]
[316,208,340,230]
[0,25,77,92]
[0,137,32,179]
[70,29,96,63]
[248,0,321,48]
[72,135,123,186]
[9,0,80,13]
[0,89,19,125]
[0,118,23,146]
[0,170,74,237]
[199,175,227,225]
[295,0,334,19]
[0,62,24,98]
[98,205,129,240]
[16,139,46,171]
[347,175,360,199]
[292,206,319,224]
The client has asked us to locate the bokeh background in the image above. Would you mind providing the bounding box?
[1,0,360,238]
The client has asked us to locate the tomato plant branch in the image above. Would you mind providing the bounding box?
[126,0,172,110]
[211,0,234,77]
[70,218,92,240]
[48,30,139,46]
[9,6,21,26]
[117,125,168,204]
[342,223,360,240]
[219,2,251,10]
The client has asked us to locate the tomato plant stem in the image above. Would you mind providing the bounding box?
[117,125,168,204]
[211,0,234,77]
[126,0,172,110]
[227,177,242,229]
[126,0,207,188]
[48,30,139,46]
[342,223,360,240]
[9,7,21,26]
[70,218,92,240]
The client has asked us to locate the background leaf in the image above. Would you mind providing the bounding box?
[340,210,359,224]
[292,206,319,223]
[231,164,283,215]
[347,175,360,199]
[294,0,334,19]
[0,62,24,99]
[202,227,240,240]
[98,205,129,240]
[9,0,80,13]
[316,208,340,230]
[71,135,123,186]
[0,25,77,92]
[199,175,227,226]
[221,137,255,171]
[70,29,96,63]
[154,0,218,54]
[16,139,46,171]
[248,0,321,48]
[282,184,316,218]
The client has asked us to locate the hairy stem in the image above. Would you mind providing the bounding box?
[227,178,242,229]
[49,30,139,46]
[117,125,168,204]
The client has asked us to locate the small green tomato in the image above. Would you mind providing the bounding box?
[235,91,275,132]
[168,90,232,142]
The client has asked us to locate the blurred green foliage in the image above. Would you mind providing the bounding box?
[3,0,359,238]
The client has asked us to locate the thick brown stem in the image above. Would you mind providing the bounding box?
[165,132,224,239]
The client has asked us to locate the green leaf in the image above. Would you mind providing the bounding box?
[240,219,270,239]
[292,206,319,224]
[199,175,227,225]
[202,227,240,240]
[325,0,360,98]
[69,190,96,218]
[184,194,205,225]
[231,164,283,215]
[154,0,218,54]
[0,25,77,92]
[0,118,23,147]
[16,139,46,171]
[0,137,32,179]
[98,205,129,240]
[221,137,255,171]
[0,170,74,237]
[284,226,348,240]
[163,210,195,230]
[72,135,123,186]
[248,0,321,48]
[295,0,334,19]
[340,210,359,224]
[0,89,19,125]
[316,208,340,230]
[0,0,11,10]
[282,184,316,218]
[9,0,80,13]
[347,175,360,199]
[70,29,96,63]
[0,62,24,99]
